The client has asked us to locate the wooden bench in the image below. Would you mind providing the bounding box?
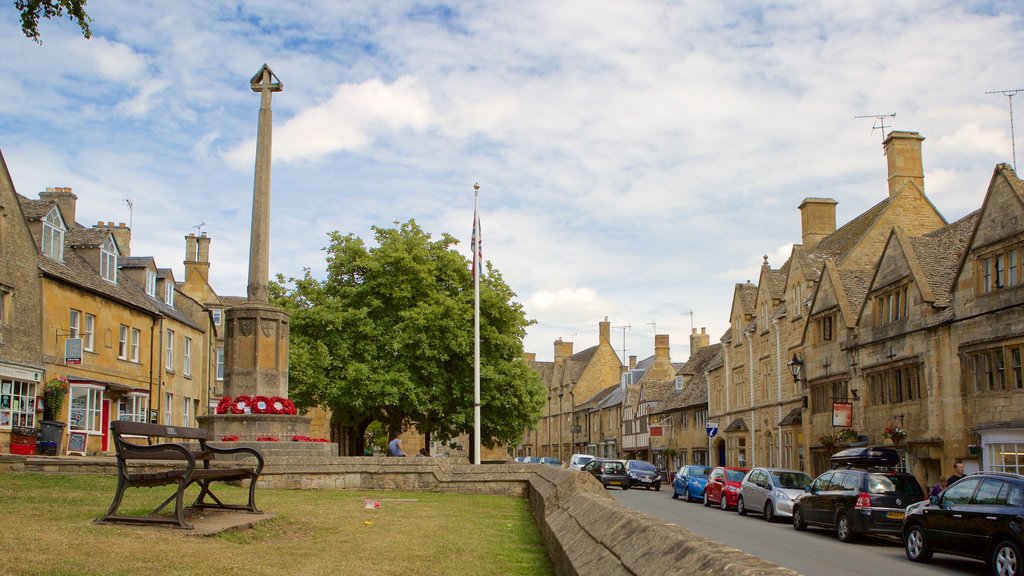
[99,421,264,529]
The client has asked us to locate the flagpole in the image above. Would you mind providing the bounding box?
[473,183,481,465]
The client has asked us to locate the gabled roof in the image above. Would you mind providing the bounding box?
[576,383,619,410]
[66,226,110,249]
[657,343,723,413]
[37,246,161,316]
[736,282,757,315]
[120,256,156,269]
[836,267,872,324]
[17,194,53,220]
[909,210,981,308]
[814,197,891,262]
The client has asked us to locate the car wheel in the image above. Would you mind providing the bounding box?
[672,487,679,500]
[904,524,933,563]
[764,502,776,523]
[737,497,747,516]
[836,512,857,543]
[992,540,1022,576]
[720,494,729,511]
[655,484,661,492]
[792,506,807,531]
[622,483,629,490]
[684,487,692,502]
[703,492,710,507]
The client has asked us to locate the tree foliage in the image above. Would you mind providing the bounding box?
[271,220,544,453]
[15,0,92,43]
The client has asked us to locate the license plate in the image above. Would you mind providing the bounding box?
[886,511,904,520]
[609,480,621,485]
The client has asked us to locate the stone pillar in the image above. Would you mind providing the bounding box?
[246,64,282,304]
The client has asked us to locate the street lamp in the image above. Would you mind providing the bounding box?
[788,354,809,408]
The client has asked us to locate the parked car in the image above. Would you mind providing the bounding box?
[792,447,925,542]
[582,458,630,490]
[704,466,750,510]
[569,453,595,470]
[903,472,1024,576]
[624,459,662,490]
[737,467,812,521]
[540,457,562,467]
[673,465,712,502]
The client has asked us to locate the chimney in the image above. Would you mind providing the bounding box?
[884,130,925,198]
[554,338,573,360]
[629,355,637,370]
[798,198,837,249]
[690,327,710,360]
[38,186,77,226]
[522,352,536,364]
[599,318,610,345]
[91,221,132,256]
[655,334,670,362]
[184,233,210,283]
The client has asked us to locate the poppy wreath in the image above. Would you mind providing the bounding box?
[270,396,287,414]
[283,398,297,415]
[251,395,272,414]
[232,395,251,414]
[216,396,233,415]
[221,435,240,441]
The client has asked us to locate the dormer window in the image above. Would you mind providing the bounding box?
[164,281,174,307]
[145,270,157,297]
[100,236,118,284]
[41,207,65,261]
[674,375,683,391]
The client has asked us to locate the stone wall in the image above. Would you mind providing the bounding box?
[1,454,796,576]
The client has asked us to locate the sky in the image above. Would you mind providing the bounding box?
[2,1,1022,363]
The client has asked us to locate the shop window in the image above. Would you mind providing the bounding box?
[118,395,148,422]
[1,379,38,428]
[69,385,103,432]
[989,442,1024,475]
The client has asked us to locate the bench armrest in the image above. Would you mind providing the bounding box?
[116,441,197,477]
[204,444,265,475]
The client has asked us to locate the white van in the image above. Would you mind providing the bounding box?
[569,453,595,470]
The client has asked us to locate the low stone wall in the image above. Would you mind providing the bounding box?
[1,454,796,575]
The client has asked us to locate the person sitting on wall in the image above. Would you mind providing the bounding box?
[387,434,406,457]
[416,447,430,457]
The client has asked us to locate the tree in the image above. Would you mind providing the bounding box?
[271,219,545,456]
[15,0,92,43]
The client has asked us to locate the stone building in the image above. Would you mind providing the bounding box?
[621,334,681,461]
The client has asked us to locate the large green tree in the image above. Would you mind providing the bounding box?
[15,0,92,43]
[271,220,544,457]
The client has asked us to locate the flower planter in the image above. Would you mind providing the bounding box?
[10,427,39,455]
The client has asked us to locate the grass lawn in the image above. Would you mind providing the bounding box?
[0,472,553,576]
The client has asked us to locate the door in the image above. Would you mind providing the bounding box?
[927,477,980,552]
[101,398,111,452]
[803,472,834,524]
[746,470,768,511]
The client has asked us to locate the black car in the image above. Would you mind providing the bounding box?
[903,472,1024,576]
[625,459,662,491]
[582,458,630,490]
[792,447,925,542]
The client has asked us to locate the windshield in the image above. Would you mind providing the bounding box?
[629,460,657,472]
[688,466,711,478]
[772,471,811,490]
[725,469,746,482]
[868,473,923,496]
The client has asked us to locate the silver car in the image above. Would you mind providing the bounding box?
[737,467,812,521]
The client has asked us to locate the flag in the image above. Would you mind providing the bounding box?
[471,212,483,279]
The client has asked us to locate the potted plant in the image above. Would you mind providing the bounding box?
[9,425,40,455]
[818,432,837,450]
[40,377,69,446]
[882,424,906,445]
[837,428,859,444]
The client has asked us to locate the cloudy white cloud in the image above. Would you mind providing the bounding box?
[1,0,1021,363]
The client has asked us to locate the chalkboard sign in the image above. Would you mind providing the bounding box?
[66,431,87,455]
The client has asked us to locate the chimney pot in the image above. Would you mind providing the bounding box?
[798,197,837,250]
[884,130,925,198]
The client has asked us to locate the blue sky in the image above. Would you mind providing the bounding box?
[2,1,1022,362]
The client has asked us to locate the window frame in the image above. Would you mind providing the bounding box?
[183,336,192,377]
[68,384,104,433]
[130,328,140,363]
[83,313,95,351]
[41,207,64,261]
[1,379,38,428]
[117,394,149,423]
[100,236,118,284]
[165,328,174,372]
[118,325,129,360]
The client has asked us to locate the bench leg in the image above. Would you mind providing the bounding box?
[99,474,130,523]
[191,477,261,514]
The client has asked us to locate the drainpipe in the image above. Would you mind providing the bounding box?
[745,329,756,468]
[773,317,783,467]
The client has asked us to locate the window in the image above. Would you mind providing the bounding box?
[989,442,1024,475]
[816,313,834,342]
[812,380,849,413]
[118,325,128,360]
[967,347,1023,392]
[182,396,191,427]
[164,282,174,306]
[680,411,688,429]
[212,308,222,326]
[130,328,140,362]
[792,284,803,319]
[69,309,81,339]
[216,347,225,381]
[83,313,95,351]
[164,392,172,425]
[674,375,683,391]
[69,385,103,432]
[875,284,910,325]
[868,363,924,405]
[118,395,148,422]
[695,410,707,429]
[0,286,9,326]
[100,236,118,284]
[41,207,64,261]
[165,329,174,371]
[1,379,38,428]
[145,270,157,297]
[980,244,1024,293]
[1011,250,1020,287]
[183,336,192,377]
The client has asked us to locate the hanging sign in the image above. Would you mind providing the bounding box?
[832,402,853,427]
[706,422,719,438]
[65,338,83,365]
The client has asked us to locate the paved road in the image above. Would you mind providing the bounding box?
[611,486,989,576]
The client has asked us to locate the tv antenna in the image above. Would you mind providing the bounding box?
[681,310,694,331]
[986,89,1024,172]
[646,320,657,334]
[193,222,206,235]
[854,113,896,144]
[123,198,134,228]
[612,323,631,367]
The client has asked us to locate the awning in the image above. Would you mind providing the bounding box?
[777,407,803,427]
[67,376,148,395]
[724,417,748,432]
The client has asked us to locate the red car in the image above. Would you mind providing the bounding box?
[704,466,750,510]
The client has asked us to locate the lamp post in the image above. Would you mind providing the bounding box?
[788,354,808,408]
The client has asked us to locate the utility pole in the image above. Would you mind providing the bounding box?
[987,89,1024,171]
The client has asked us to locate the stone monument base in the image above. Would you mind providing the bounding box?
[198,413,313,441]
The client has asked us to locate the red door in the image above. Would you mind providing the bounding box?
[102,399,111,452]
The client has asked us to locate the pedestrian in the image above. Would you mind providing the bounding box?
[947,460,965,486]
[929,476,947,498]
[416,447,429,457]
[387,433,406,457]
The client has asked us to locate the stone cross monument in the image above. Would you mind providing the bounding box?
[247,64,281,303]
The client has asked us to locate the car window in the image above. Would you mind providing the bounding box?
[812,472,833,491]
[867,473,921,495]
[974,479,1011,505]
[726,469,746,482]
[607,462,625,474]
[941,477,981,505]
[583,461,598,472]
[1008,485,1024,507]
[629,461,657,472]
[691,466,711,478]
[774,471,811,490]
[711,469,723,481]
[839,472,861,491]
